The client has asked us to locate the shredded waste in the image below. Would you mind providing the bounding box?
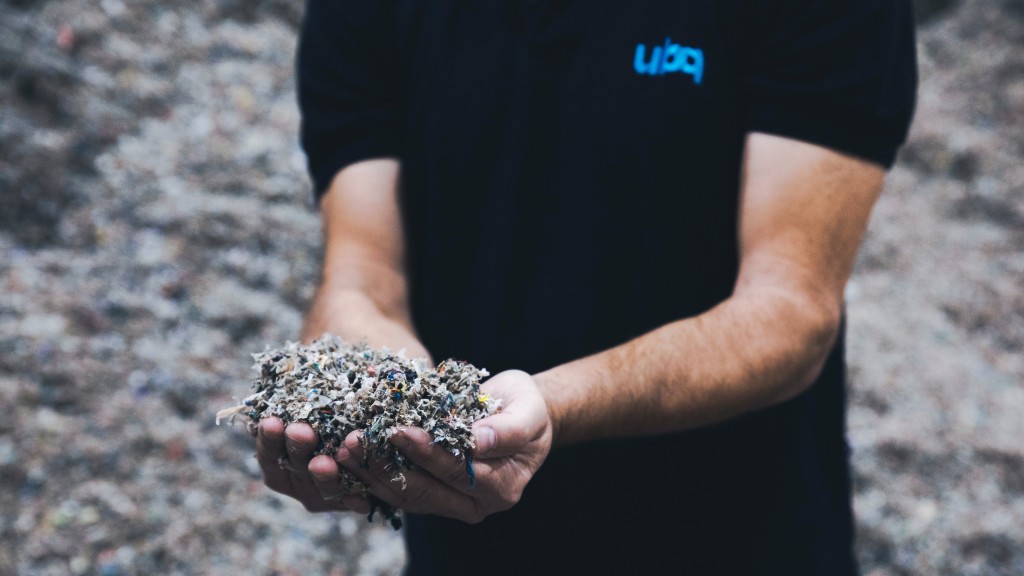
[217,335,499,528]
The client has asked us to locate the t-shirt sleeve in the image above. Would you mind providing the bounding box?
[297,0,401,199]
[743,0,918,168]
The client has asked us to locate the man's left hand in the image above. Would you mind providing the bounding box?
[332,370,553,524]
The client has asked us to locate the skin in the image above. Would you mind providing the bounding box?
[255,132,885,523]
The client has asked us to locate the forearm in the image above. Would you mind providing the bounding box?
[536,288,839,447]
[301,158,430,361]
[537,136,881,447]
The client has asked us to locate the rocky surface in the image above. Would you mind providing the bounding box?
[0,0,1020,574]
[848,1,1024,574]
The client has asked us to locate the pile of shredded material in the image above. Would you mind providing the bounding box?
[216,335,499,528]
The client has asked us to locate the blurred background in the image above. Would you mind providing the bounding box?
[0,0,1021,574]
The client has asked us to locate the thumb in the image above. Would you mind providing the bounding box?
[471,369,550,459]
[472,412,534,459]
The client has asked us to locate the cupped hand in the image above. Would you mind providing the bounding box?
[335,369,553,524]
[255,417,371,514]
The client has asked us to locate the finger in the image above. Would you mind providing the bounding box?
[257,417,287,461]
[342,430,406,477]
[383,465,484,522]
[257,418,292,493]
[471,371,548,459]
[391,427,473,489]
[284,422,318,472]
[340,432,450,509]
[338,439,481,522]
[309,454,372,514]
[336,440,406,505]
[309,454,344,500]
[470,419,530,459]
[298,495,358,514]
[471,407,543,460]
[340,432,408,495]
[256,452,293,495]
[257,420,360,513]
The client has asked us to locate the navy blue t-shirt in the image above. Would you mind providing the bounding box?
[297,1,917,574]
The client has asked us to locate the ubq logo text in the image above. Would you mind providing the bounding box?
[634,38,704,84]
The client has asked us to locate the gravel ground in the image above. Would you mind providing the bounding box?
[0,0,1021,574]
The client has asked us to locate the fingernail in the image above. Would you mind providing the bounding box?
[475,426,495,456]
[336,447,350,462]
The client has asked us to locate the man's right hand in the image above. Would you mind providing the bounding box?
[335,370,553,524]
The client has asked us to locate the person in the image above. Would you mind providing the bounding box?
[254,1,917,574]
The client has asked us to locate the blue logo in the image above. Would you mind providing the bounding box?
[634,38,704,84]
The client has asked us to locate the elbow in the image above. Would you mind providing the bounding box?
[786,296,843,399]
[761,291,842,406]
[797,304,842,388]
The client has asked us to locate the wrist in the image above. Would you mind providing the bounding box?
[302,283,431,362]
[531,368,569,448]
[532,348,623,448]
[302,285,369,341]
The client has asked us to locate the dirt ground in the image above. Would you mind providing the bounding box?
[1,0,1021,574]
